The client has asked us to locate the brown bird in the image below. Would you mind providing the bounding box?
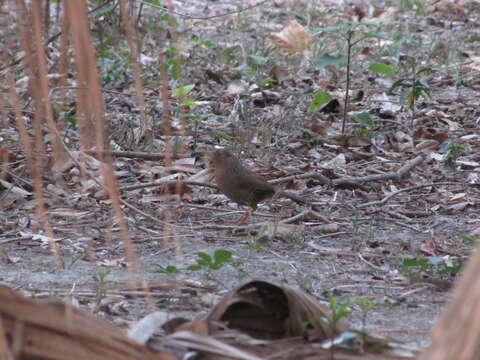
[211,149,307,224]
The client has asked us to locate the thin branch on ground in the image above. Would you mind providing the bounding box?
[136,0,271,21]
[358,182,462,208]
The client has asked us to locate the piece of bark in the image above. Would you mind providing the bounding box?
[0,285,174,360]
[419,245,480,360]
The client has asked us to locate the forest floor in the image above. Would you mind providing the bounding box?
[1,0,480,355]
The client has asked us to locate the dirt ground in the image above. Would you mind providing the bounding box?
[1,200,475,348]
[1,0,480,355]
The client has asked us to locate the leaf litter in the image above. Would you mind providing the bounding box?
[1,0,480,358]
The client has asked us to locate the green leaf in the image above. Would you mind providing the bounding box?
[352,112,374,127]
[187,265,202,271]
[256,77,275,87]
[67,116,77,130]
[315,53,347,68]
[164,47,176,56]
[222,45,241,64]
[195,252,213,267]
[197,252,212,262]
[389,79,407,93]
[370,63,396,76]
[159,14,175,22]
[168,58,184,80]
[443,265,462,276]
[182,99,199,107]
[468,35,480,43]
[250,55,269,65]
[200,40,214,47]
[463,235,476,245]
[214,249,232,264]
[144,0,161,5]
[401,258,428,268]
[173,84,195,97]
[154,265,180,274]
[308,92,332,112]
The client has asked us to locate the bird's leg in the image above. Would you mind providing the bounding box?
[236,206,255,225]
[267,191,281,210]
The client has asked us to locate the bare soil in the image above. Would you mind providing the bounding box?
[1,0,479,354]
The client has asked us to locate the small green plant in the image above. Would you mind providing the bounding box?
[187,249,233,271]
[154,265,181,274]
[244,237,265,251]
[463,235,476,246]
[441,141,465,171]
[354,297,388,341]
[94,270,113,311]
[400,256,463,278]
[98,50,131,86]
[187,114,213,152]
[314,293,353,359]
[352,112,379,138]
[314,23,385,133]
[187,249,234,284]
[322,293,352,330]
[153,249,237,282]
[399,0,424,15]
[164,47,184,80]
[389,56,431,126]
[207,129,240,143]
[308,92,332,112]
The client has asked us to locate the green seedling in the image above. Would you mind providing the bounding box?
[154,250,235,281]
[304,293,352,359]
[322,293,353,331]
[98,49,131,86]
[186,114,213,152]
[440,141,465,171]
[94,270,113,312]
[354,296,388,345]
[187,249,234,284]
[154,265,181,274]
[370,62,397,77]
[187,249,233,271]
[244,238,265,251]
[463,235,476,246]
[314,23,385,133]
[399,0,424,15]
[389,56,431,126]
[352,112,379,138]
[172,84,196,104]
[165,47,184,80]
[247,54,276,88]
[400,256,463,278]
[308,92,332,112]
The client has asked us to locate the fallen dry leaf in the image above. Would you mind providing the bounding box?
[225,80,246,98]
[175,315,209,336]
[268,20,313,55]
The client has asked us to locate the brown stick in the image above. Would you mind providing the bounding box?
[358,182,462,208]
[85,150,177,161]
[269,154,427,187]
